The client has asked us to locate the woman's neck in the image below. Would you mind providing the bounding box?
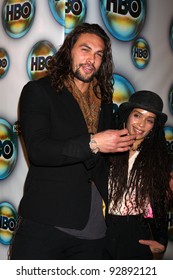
[129,140,143,157]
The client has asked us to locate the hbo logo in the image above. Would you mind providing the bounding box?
[31,56,52,71]
[0,216,16,232]
[65,0,82,15]
[106,0,142,18]
[133,48,149,59]
[6,2,32,21]
[0,58,7,68]
[0,140,13,160]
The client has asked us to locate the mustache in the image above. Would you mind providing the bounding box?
[78,63,96,71]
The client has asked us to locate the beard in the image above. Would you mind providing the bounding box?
[72,65,96,83]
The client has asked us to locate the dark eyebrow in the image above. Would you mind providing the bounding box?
[79,43,91,48]
[133,109,142,115]
[79,43,104,54]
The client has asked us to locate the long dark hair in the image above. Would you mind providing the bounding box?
[109,109,173,223]
[47,23,114,103]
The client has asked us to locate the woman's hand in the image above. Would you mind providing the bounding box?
[138,239,165,254]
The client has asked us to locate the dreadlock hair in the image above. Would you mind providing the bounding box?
[109,108,173,226]
[47,22,114,103]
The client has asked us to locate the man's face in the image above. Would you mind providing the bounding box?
[71,33,105,83]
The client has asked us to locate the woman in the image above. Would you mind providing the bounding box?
[106,90,173,260]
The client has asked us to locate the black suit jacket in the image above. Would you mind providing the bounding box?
[18,76,113,229]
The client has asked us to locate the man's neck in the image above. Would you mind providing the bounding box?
[74,78,90,93]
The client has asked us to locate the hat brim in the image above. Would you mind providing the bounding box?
[118,102,167,124]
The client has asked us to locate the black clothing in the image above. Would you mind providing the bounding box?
[10,76,113,259]
[104,215,153,260]
[10,218,106,260]
[18,76,113,229]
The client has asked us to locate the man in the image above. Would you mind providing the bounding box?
[10,23,135,260]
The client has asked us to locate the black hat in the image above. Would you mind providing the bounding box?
[118,90,167,124]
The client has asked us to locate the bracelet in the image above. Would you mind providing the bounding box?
[89,134,100,154]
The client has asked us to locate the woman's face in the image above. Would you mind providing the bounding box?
[127,108,156,141]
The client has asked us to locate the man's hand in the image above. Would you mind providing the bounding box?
[93,129,136,153]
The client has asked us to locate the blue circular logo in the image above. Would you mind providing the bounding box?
[0,118,18,180]
[0,48,10,79]
[48,0,65,26]
[27,40,56,81]
[48,0,87,34]
[100,0,147,41]
[131,37,150,68]
[0,202,17,245]
[112,74,135,107]
[164,126,173,155]
[2,0,35,39]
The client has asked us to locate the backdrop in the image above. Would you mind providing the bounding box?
[0,0,173,260]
